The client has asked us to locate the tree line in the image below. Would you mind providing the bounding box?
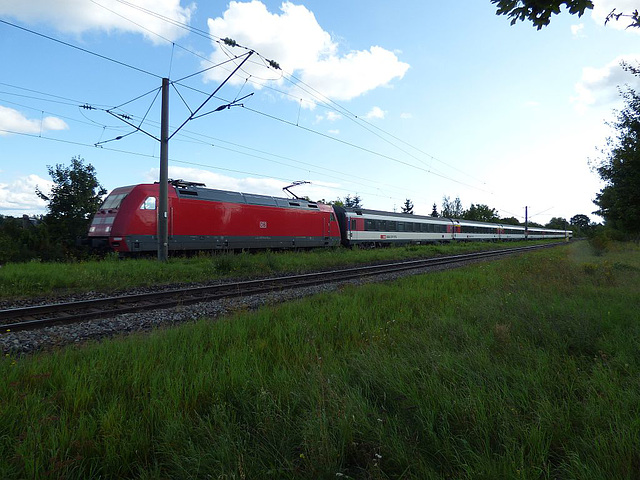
[0,156,105,264]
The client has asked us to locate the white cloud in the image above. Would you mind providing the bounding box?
[400,112,413,119]
[572,55,640,111]
[204,1,409,105]
[0,174,53,214]
[364,106,385,120]
[315,111,342,123]
[0,105,68,135]
[0,0,194,43]
[592,0,639,32]
[571,23,585,37]
[325,111,342,122]
[327,129,340,135]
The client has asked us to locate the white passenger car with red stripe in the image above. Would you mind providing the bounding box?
[335,208,570,247]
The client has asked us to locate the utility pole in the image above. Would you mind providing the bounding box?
[158,77,169,262]
[101,42,262,262]
[525,206,528,240]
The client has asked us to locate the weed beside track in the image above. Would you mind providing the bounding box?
[0,240,557,299]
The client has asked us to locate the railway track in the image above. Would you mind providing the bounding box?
[0,242,564,333]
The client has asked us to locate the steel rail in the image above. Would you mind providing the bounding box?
[0,242,564,333]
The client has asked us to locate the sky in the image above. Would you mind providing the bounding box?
[1,0,640,225]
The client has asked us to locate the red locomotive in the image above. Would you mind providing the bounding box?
[88,180,571,254]
[88,180,342,253]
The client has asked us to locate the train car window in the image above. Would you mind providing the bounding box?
[365,219,375,231]
[350,219,357,230]
[398,222,405,232]
[140,197,156,210]
[388,221,397,232]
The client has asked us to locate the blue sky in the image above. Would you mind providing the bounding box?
[1,0,639,225]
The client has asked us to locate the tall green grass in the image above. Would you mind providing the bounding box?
[1,241,638,478]
[0,240,551,299]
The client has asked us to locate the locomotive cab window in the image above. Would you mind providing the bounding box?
[141,196,156,210]
[100,193,127,210]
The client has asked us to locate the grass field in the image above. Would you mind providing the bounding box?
[0,240,551,299]
[1,240,639,479]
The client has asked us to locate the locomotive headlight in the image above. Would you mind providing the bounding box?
[89,226,96,233]
[105,226,111,233]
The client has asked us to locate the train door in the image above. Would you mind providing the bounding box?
[323,212,331,246]
[446,218,458,240]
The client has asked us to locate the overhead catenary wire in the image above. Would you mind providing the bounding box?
[2,4,493,196]
[78,0,493,191]
[1,12,548,219]
[1,83,418,198]
[241,105,491,194]
[0,80,503,212]
[0,128,406,204]
[0,19,162,79]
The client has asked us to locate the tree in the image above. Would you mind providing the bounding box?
[593,66,640,235]
[570,214,590,230]
[441,196,464,218]
[491,0,593,29]
[401,199,414,214]
[545,217,568,230]
[431,203,439,217]
[500,216,521,225]
[491,1,640,30]
[343,194,363,209]
[463,204,499,222]
[36,156,107,252]
[605,8,640,29]
[570,214,593,237]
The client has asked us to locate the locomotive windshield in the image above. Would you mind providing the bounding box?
[99,193,127,210]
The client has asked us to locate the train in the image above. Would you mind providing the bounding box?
[87,180,572,254]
